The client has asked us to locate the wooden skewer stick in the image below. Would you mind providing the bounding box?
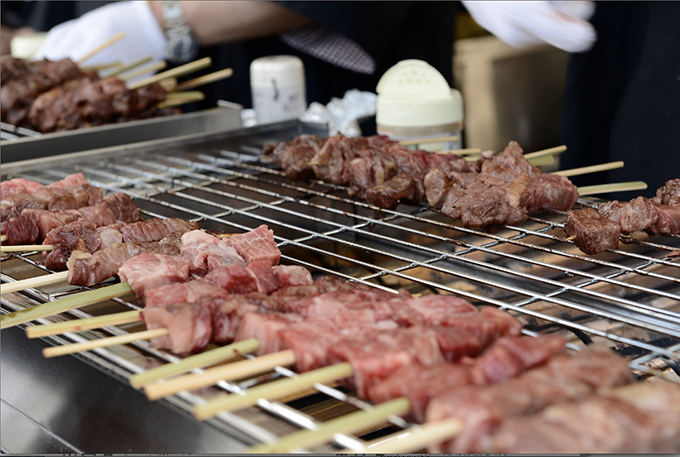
[565,235,577,242]
[1,270,69,296]
[26,310,142,339]
[145,349,296,400]
[104,56,153,77]
[193,362,353,420]
[80,61,123,73]
[1,244,54,253]
[578,181,647,196]
[1,234,7,242]
[553,161,624,177]
[398,135,460,146]
[524,145,567,160]
[118,61,168,82]
[156,91,205,109]
[43,328,168,358]
[170,67,234,92]
[77,32,125,64]
[128,57,212,90]
[130,338,260,389]
[0,281,132,329]
[336,418,464,454]
[246,398,411,454]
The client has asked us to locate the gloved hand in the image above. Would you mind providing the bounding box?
[33,1,167,70]
[462,1,597,53]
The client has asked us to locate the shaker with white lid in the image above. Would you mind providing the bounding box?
[376,59,464,151]
[250,55,307,124]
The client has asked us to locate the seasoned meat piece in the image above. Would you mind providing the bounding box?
[77,205,118,227]
[47,172,89,189]
[347,150,398,199]
[118,253,192,300]
[277,317,342,372]
[470,335,567,385]
[309,134,364,184]
[271,265,313,287]
[142,303,213,354]
[43,220,102,271]
[205,295,261,345]
[144,279,229,308]
[364,173,416,209]
[649,202,680,235]
[0,210,40,245]
[66,239,182,286]
[181,230,246,277]
[226,224,281,266]
[520,173,579,212]
[1,193,48,222]
[22,209,82,242]
[652,178,680,206]
[423,162,472,207]
[236,312,304,355]
[263,134,326,180]
[480,141,541,179]
[427,307,522,348]
[1,178,44,198]
[564,208,620,255]
[98,192,143,223]
[404,294,477,325]
[598,196,658,234]
[120,218,198,243]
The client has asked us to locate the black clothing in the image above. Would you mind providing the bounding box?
[561,1,680,198]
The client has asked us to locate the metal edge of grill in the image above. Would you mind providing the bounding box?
[1,120,679,453]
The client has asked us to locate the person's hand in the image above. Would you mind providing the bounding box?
[462,1,597,53]
[33,1,167,68]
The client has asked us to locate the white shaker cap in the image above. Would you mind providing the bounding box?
[376,59,463,128]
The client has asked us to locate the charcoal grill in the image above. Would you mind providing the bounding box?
[2,120,679,453]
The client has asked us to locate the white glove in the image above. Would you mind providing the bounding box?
[33,1,167,71]
[462,1,597,53]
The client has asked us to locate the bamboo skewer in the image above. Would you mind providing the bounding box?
[1,244,54,253]
[118,61,168,82]
[436,148,482,156]
[578,181,647,196]
[553,161,624,177]
[0,281,132,329]
[130,338,260,389]
[524,145,567,160]
[26,310,142,339]
[128,57,212,90]
[145,349,296,400]
[104,56,153,77]
[246,398,411,454]
[156,91,205,109]
[1,234,7,242]
[170,68,234,92]
[336,418,464,454]
[193,362,353,420]
[77,32,125,64]
[80,62,123,73]
[43,328,168,358]
[1,270,69,296]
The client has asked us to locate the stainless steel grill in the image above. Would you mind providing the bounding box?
[2,121,679,453]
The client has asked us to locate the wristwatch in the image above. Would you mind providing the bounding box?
[161,1,201,64]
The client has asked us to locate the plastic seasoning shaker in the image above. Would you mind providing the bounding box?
[250,55,307,124]
[376,59,464,151]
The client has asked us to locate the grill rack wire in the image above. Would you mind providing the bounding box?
[2,124,679,452]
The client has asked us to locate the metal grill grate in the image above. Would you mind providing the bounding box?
[1,122,41,140]
[2,123,679,452]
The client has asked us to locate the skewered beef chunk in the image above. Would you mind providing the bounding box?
[564,208,620,255]
[181,230,246,277]
[520,173,579,212]
[21,209,82,242]
[226,224,280,266]
[118,253,192,300]
[652,178,680,206]
[43,220,106,271]
[1,193,49,222]
[426,345,635,454]
[480,141,541,179]
[271,265,313,288]
[144,279,229,308]
[490,382,680,454]
[120,218,198,243]
[263,134,326,181]
[66,236,182,286]
[97,192,143,223]
[47,172,89,189]
[0,209,40,245]
[142,302,213,354]
[364,173,417,209]
[0,178,44,199]
[597,196,659,234]
[650,202,680,235]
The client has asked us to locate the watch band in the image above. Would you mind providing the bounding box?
[161,1,201,63]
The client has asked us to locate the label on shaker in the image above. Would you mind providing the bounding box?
[253,83,306,124]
